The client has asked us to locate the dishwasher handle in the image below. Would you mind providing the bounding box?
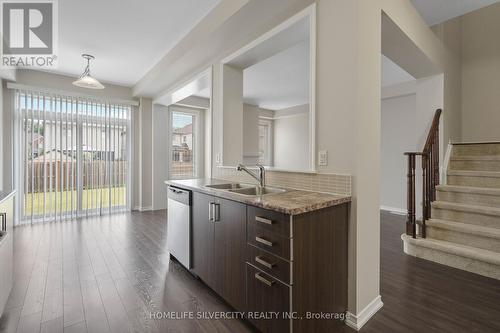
[167,186,191,205]
[169,187,185,194]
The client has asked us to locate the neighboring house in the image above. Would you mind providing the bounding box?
[29,133,45,157]
[172,123,193,149]
[172,123,193,162]
[26,122,125,160]
[32,149,76,163]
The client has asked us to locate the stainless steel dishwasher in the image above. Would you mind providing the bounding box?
[166,186,192,269]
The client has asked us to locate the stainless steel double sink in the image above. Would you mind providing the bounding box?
[204,183,287,196]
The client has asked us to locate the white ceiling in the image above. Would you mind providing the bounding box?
[195,87,211,99]
[26,0,500,92]
[411,0,500,25]
[155,70,211,106]
[243,41,309,110]
[190,40,310,110]
[226,16,309,69]
[381,55,415,87]
[51,0,219,87]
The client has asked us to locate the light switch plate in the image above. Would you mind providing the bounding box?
[318,150,328,166]
[216,153,221,164]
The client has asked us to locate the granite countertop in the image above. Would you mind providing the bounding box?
[164,178,350,215]
[0,190,16,204]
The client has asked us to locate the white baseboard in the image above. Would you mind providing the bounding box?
[380,205,407,215]
[345,295,383,331]
[133,206,153,212]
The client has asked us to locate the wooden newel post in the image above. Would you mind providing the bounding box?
[405,153,416,238]
[433,133,440,199]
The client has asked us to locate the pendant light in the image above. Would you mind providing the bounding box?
[72,54,105,89]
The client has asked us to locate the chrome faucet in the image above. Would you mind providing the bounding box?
[237,164,266,187]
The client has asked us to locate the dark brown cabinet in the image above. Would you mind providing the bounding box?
[191,193,246,310]
[246,244,291,284]
[246,205,349,333]
[188,187,349,333]
[247,222,291,260]
[246,264,290,333]
[191,191,216,289]
[214,197,246,310]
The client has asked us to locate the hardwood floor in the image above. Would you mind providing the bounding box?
[0,211,254,333]
[359,211,500,333]
[0,210,499,332]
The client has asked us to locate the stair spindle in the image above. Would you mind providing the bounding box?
[404,109,442,238]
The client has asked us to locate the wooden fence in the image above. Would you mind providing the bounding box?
[25,161,127,193]
[170,161,194,178]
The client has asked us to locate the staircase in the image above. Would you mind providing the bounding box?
[403,142,500,280]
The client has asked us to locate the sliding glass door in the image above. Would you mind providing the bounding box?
[14,90,131,224]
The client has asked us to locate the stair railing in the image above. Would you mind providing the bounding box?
[404,109,442,238]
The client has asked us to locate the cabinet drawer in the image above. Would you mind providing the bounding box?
[246,264,290,333]
[246,244,291,284]
[248,223,291,260]
[247,206,290,238]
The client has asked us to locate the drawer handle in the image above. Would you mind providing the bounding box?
[255,255,275,269]
[255,236,274,247]
[214,203,220,222]
[255,216,274,225]
[208,203,214,222]
[255,272,274,287]
[0,213,6,232]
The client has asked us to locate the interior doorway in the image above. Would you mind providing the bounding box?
[151,67,212,210]
[380,14,444,222]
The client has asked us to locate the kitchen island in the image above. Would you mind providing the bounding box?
[165,179,350,333]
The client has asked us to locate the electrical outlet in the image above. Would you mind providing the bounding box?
[318,150,328,166]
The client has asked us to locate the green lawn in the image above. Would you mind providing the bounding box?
[24,187,126,216]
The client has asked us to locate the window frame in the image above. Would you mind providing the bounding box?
[258,119,273,166]
[168,105,204,179]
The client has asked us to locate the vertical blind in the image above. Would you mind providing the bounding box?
[12,88,132,224]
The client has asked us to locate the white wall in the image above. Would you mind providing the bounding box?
[433,2,500,142]
[381,74,444,216]
[273,104,309,170]
[381,94,416,212]
[134,98,153,211]
[152,104,170,210]
[242,104,260,162]
[222,65,244,166]
[460,3,500,141]
[13,69,133,100]
[415,76,445,152]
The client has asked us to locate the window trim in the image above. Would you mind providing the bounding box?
[258,119,273,166]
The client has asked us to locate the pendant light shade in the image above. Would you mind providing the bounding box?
[72,54,105,89]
